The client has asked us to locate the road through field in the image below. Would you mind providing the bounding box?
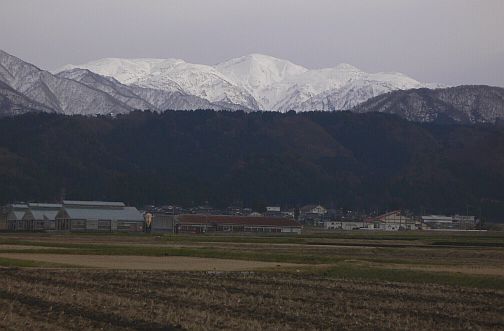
[0,253,302,271]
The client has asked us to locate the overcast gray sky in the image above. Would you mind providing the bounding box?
[1,0,503,86]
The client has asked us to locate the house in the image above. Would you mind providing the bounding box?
[22,203,62,231]
[264,206,282,217]
[299,204,327,224]
[176,214,302,234]
[365,211,417,231]
[6,204,29,231]
[324,220,364,230]
[300,205,327,215]
[55,200,144,232]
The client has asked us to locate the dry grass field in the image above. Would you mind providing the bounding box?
[0,231,503,330]
[0,269,503,330]
[0,253,298,271]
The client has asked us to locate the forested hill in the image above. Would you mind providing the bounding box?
[1,110,504,220]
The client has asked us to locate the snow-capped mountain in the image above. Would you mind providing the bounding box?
[56,68,215,111]
[58,53,434,112]
[214,53,308,110]
[0,80,53,116]
[0,51,141,115]
[60,58,260,111]
[0,50,133,115]
[0,50,224,117]
[56,68,155,110]
[4,49,502,124]
[295,72,426,112]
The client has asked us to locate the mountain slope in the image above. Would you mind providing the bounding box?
[0,50,133,115]
[61,58,259,111]
[290,71,427,112]
[56,68,155,110]
[1,110,504,220]
[352,86,504,123]
[0,80,53,116]
[130,86,217,111]
[56,68,216,111]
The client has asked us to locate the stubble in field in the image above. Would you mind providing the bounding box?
[0,268,503,330]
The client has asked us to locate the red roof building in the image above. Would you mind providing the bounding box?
[176,214,302,234]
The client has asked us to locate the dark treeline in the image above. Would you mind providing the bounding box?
[1,110,504,221]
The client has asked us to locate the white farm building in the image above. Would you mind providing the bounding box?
[55,201,144,232]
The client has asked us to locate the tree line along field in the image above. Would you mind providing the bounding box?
[0,231,503,330]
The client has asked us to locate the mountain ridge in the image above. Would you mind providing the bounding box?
[57,52,433,112]
[353,85,504,124]
[1,49,504,123]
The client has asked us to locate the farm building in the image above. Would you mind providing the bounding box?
[176,214,302,234]
[6,204,29,231]
[421,215,454,229]
[422,215,477,230]
[453,215,478,229]
[22,203,62,231]
[0,205,9,231]
[365,211,418,231]
[55,200,144,232]
[145,212,177,233]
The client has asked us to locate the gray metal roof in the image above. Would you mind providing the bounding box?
[8,210,26,220]
[60,206,143,222]
[28,203,62,208]
[25,209,59,221]
[12,204,28,209]
[63,200,126,208]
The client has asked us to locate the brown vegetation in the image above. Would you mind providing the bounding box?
[0,232,503,330]
[0,268,503,330]
[0,253,299,271]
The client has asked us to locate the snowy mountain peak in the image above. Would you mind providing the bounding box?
[332,63,361,72]
[52,53,436,113]
[215,53,308,88]
[5,50,499,124]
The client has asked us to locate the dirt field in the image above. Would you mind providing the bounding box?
[0,268,502,330]
[0,232,503,330]
[382,262,504,276]
[0,244,66,250]
[0,253,299,271]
